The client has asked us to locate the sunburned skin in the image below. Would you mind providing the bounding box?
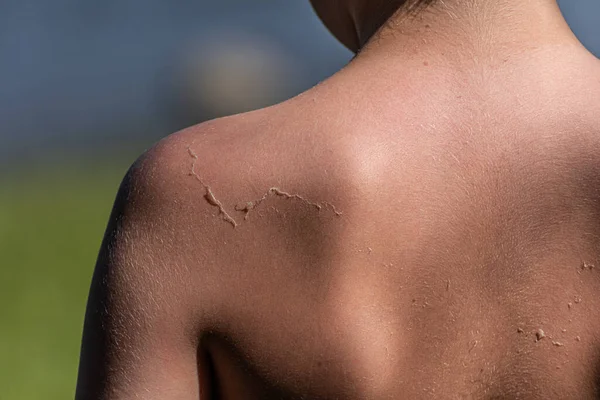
[187,146,343,227]
[188,147,238,228]
[527,260,600,349]
[76,1,600,398]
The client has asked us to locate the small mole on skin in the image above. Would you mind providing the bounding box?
[536,329,546,342]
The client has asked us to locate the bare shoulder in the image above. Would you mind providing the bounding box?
[101,100,351,302]
[134,95,353,227]
[110,110,278,271]
[78,106,349,398]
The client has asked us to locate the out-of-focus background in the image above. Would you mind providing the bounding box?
[0,1,598,399]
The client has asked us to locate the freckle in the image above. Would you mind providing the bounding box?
[423,61,429,66]
[425,24,431,28]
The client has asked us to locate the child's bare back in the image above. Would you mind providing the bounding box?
[77,1,600,398]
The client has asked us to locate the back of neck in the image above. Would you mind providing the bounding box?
[353,0,581,61]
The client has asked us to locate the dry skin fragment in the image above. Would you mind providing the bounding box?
[552,341,565,347]
[188,146,343,227]
[575,336,581,342]
[581,261,595,271]
[188,147,238,228]
[517,328,524,334]
[536,329,546,341]
[236,188,343,220]
[574,296,582,304]
[468,340,478,353]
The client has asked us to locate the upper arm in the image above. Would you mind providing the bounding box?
[75,138,216,400]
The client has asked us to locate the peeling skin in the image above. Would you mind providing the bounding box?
[581,261,595,271]
[188,147,238,228]
[468,340,478,353]
[235,187,344,220]
[535,329,546,342]
[188,146,343,227]
[552,341,565,347]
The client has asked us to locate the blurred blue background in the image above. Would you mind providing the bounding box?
[0,1,598,399]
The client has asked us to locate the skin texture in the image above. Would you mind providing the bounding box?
[76,1,600,398]
[309,0,435,51]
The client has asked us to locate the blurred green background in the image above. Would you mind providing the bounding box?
[0,1,598,399]
[0,2,350,398]
[0,163,126,399]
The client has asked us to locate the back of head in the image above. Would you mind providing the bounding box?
[310,0,437,52]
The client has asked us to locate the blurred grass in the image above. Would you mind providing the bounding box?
[0,161,130,400]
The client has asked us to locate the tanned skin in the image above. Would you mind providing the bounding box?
[76,0,600,398]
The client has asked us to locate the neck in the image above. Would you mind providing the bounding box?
[352,0,580,60]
